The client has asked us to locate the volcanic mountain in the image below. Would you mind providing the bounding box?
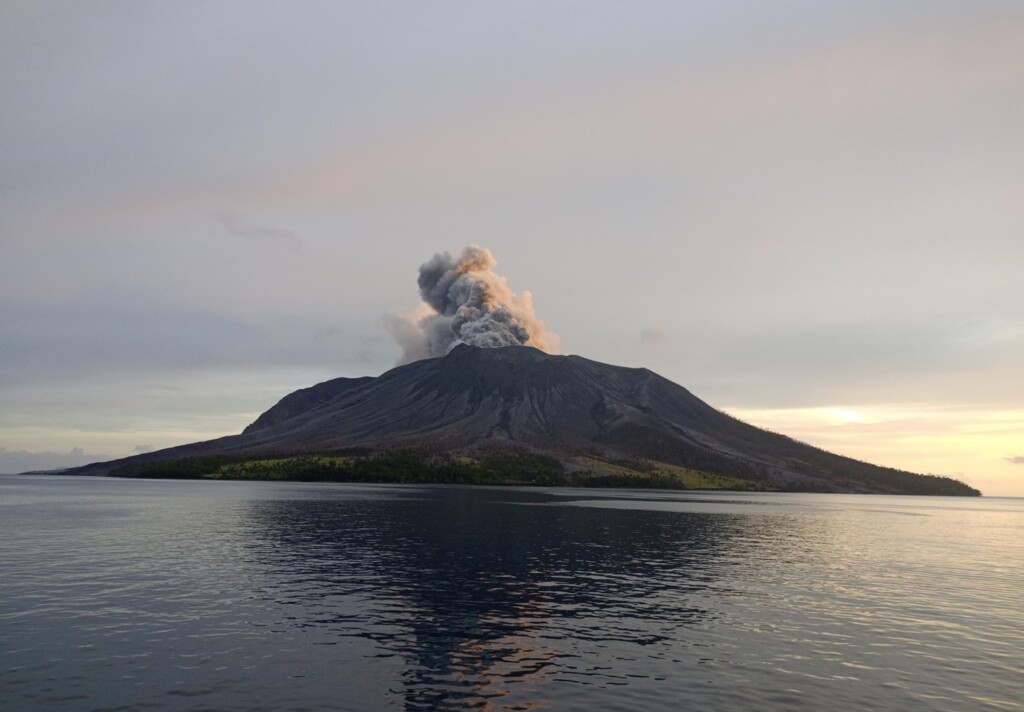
[66,345,977,495]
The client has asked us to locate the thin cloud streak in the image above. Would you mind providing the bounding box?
[212,211,302,250]
[640,328,667,346]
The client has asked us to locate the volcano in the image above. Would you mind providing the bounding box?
[65,345,977,495]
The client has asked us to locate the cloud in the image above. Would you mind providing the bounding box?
[640,328,667,345]
[0,297,353,386]
[0,446,110,474]
[674,316,1024,408]
[212,211,301,250]
[313,326,346,342]
[182,15,1024,215]
[1006,456,1024,465]
[381,312,433,364]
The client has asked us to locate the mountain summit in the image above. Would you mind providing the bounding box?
[66,345,978,495]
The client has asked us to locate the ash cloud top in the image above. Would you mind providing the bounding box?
[386,245,557,364]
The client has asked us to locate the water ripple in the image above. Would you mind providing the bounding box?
[1,477,1022,711]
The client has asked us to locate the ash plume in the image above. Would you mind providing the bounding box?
[385,245,557,364]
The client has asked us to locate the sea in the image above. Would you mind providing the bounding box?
[1,475,1021,711]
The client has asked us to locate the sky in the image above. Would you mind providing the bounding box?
[1,1,1022,495]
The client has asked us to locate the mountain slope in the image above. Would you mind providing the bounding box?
[63,345,978,494]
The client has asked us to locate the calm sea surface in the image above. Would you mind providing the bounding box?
[1,476,1021,711]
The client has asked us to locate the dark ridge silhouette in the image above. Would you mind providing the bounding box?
[60,345,979,495]
[243,375,374,434]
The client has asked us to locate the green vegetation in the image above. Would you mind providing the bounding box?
[766,443,982,496]
[111,450,566,486]
[109,450,763,490]
[570,456,769,490]
[108,448,977,495]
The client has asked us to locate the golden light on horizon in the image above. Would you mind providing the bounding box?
[827,408,864,425]
[725,404,1024,496]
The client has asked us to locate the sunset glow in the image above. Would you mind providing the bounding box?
[728,405,1024,496]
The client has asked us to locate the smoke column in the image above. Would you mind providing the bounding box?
[386,245,557,364]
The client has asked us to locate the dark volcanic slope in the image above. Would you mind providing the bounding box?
[243,375,374,434]
[68,345,977,494]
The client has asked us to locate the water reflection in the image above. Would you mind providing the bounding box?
[4,479,1021,711]
[242,487,754,709]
